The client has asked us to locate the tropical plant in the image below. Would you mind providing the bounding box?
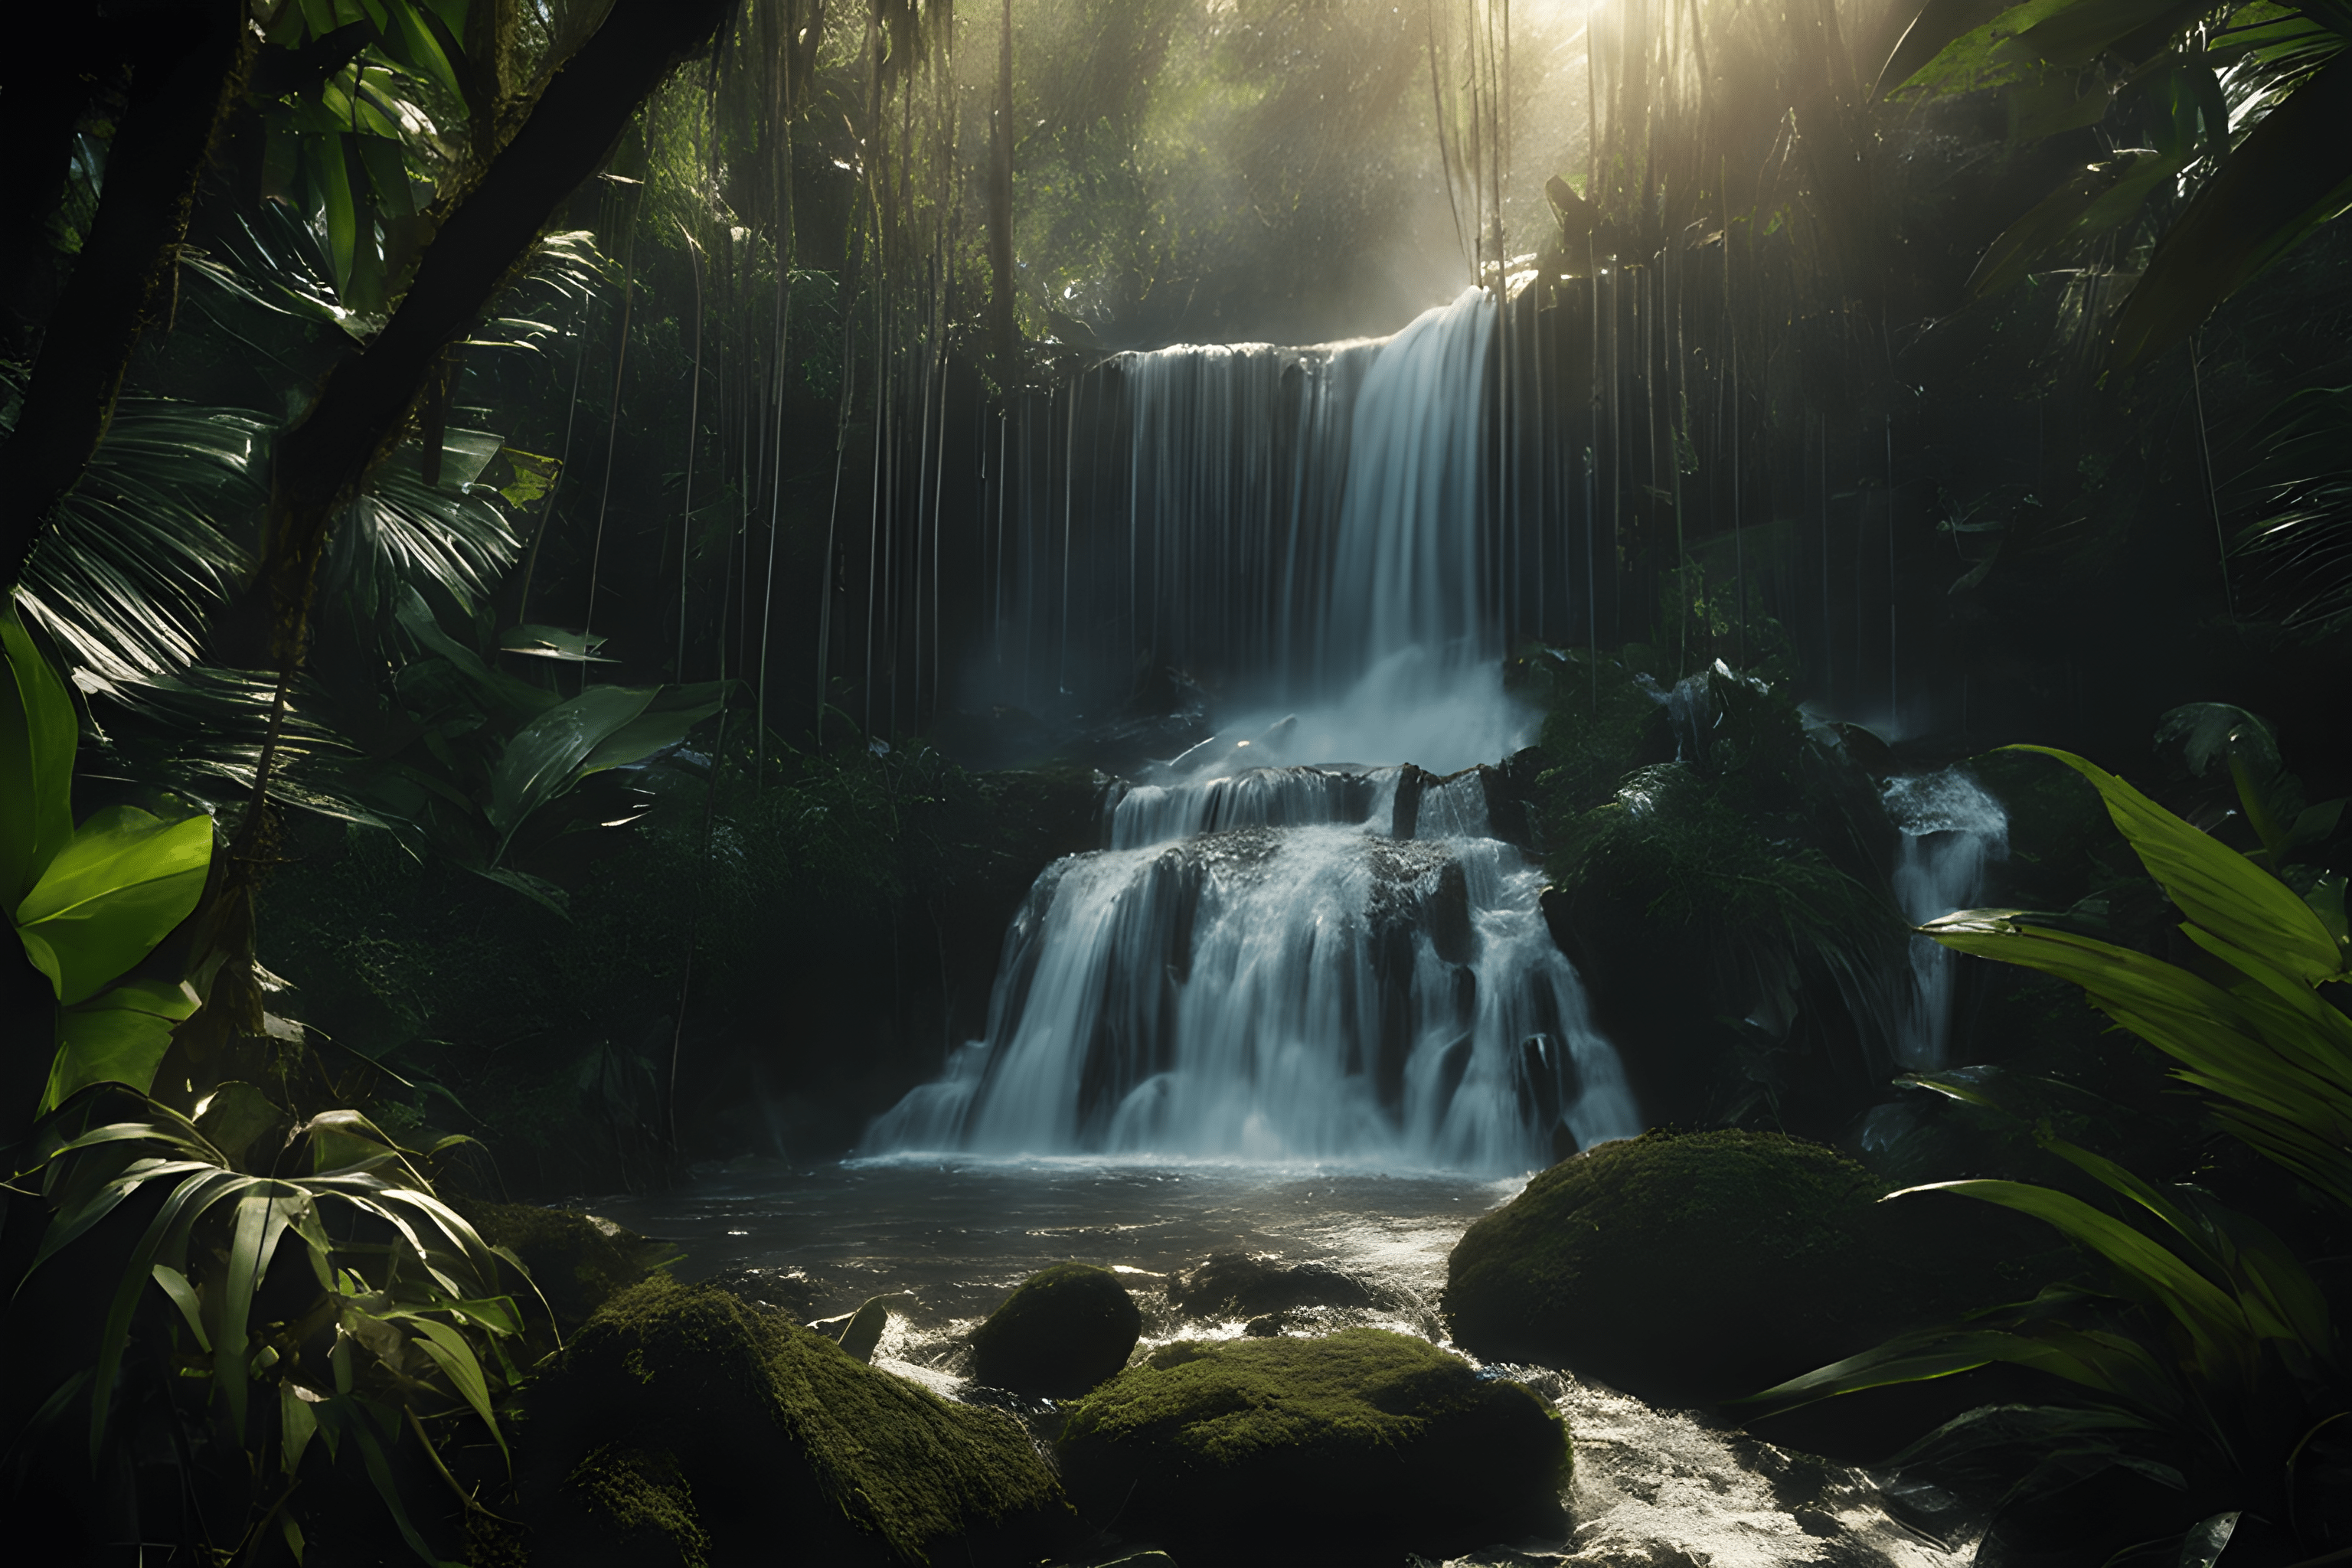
[1742,743,2352,1560]
[1880,0,2352,366]
[5,1085,537,1566]
[332,588,727,913]
[4,612,215,1113]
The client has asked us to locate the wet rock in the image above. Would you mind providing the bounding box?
[837,1295,892,1362]
[705,1264,824,1320]
[1443,1129,1899,1408]
[1165,1252,1383,1318]
[1242,1312,1286,1337]
[520,1279,1075,1566]
[969,1263,1143,1399]
[447,1198,668,1332]
[1057,1328,1570,1567]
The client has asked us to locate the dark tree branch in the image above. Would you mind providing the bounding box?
[255,0,740,667]
[160,0,737,1089]
[0,0,250,592]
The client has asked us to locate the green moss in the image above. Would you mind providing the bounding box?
[1057,1328,1566,1566]
[969,1263,1141,1397]
[520,1279,1072,1566]
[1444,1129,1895,1406]
[563,1446,709,1568]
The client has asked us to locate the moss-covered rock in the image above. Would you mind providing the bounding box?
[969,1263,1142,1397]
[1057,1328,1567,1566]
[1165,1253,1382,1319]
[1444,1129,1901,1407]
[450,1198,668,1331]
[519,1279,1075,1566]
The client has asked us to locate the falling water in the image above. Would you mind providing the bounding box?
[871,289,1635,1172]
[1882,768,2009,1070]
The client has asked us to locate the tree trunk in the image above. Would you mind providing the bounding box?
[0,0,250,592]
[253,0,740,667]
[165,0,740,1090]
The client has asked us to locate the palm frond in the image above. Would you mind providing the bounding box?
[14,400,267,685]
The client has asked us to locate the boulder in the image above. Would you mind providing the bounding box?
[520,1279,1074,1566]
[1057,1328,1568,1566]
[1443,1129,1901,1408]
[969,1263,1142,1397]
[1165,1252,1381,1319]
[449,1198,668,1331]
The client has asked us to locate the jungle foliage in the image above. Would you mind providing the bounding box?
[1746,743,2352,1563]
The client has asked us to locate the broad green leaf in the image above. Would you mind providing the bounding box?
[410,1318,508,1465]
[2012,0,2212,68]
[394,587,556,718]
[385,0,466,103]
[1878,0,2024,96]
[2005,746,2344,983]
[41,978,202,1109]
[87,1168,252,1464]
[485,685,656,855]
[1742,1321,2165,1409]
[498,623,612,663]
[295,1109,422,1179]
[194,1081,293,1171]
[344,1399,466,1568]
[14,806,213,1004]
[0,612,77,905]
[1894,1177,2252,1369]
[2112,51,2352,365]
[282,1382,319,1478]
[1893,0,2082,97]
[318,133,358,296]
[579,689,725,773]
[153,1263,213,1351]
[1968,149,2177,297]
[220,1186,302,1439]
[2180,1511,2239,1568]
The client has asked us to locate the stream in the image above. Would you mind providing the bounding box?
[594,1159,1979,1568]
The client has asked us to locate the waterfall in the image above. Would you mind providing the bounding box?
[1882,769,2009,1070]
[868,289,1637,1172]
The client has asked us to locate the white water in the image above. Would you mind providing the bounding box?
[599,1161,1979,1566]
[872,289,1633,1172]
[1882,769,2009,1070]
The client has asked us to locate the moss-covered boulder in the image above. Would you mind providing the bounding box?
[1444,1129,1902,1407]
[1057,1328,1568,1566]
[519,1279,1075,1566]
[1165,1252,1382,1319]
[451,1198,668,1331]
[969,1263,1142,1397]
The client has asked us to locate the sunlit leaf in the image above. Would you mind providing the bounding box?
[14,806,214,1005]
[42,978,203,1109]
[0,609,78,903]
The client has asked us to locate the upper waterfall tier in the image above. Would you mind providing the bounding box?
[972,287,1527,776]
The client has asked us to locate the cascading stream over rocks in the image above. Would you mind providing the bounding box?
[868,289,1639,1174]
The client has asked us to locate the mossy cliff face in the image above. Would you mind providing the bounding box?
[1057,1328,1568,1566]
[518,1279,1074,1566]
[1443,1129,1896,1408]
[968,1262,1142,1397]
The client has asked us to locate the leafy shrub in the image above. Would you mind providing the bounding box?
[3,1087,534,1565]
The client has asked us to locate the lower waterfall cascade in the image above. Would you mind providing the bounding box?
[866,288,1641,1172]
[1883,768,2010,1071]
